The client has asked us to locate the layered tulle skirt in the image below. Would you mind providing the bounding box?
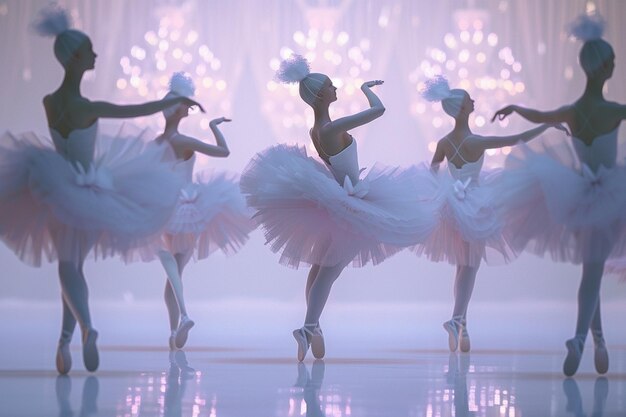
[495,143,626,263]
[410,166,513,267]
[0,127,184,266]
[240,144,436,268]
[161,171,254,260]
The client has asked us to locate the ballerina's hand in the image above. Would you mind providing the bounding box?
[210,117,232,125]
[491,105,514,122]
[361,80,384,89]
[182,97,206,113]
[550,123,570,136]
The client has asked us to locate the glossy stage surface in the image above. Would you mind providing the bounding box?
[1,302,625,417]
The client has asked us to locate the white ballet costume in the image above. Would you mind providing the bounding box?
[0,122,184,372]
[162,152,253,261]
[412,138,513,268]
[149,134,253,350]
[410,137,513,352]
[496,124,624,375]
[241,138,435,360]
[240,139,435,269]
[499,127,626,263]
[0,123,184,264]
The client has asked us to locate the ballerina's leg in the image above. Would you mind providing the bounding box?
[303,260,350,329]
[305,264,321,308]
[159,250,195,349]
[58,248,98,371]
[564,260,604,375]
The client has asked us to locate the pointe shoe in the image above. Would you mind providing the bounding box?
[174,316,195,349]
[563,336,584,377]
[459,319,471,353]
[82,329,99,372]
[56,340,72,375]
[443,317,463,352]
[293,327,313,362]
[593,334,609,375]
[310,325,325,359]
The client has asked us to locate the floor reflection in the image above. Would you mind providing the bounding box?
[56,375,99,417]
[115,351,211,417]
[281,360,353,417]
[563,377,609,417]
[1,347,623,416]
[417,353,520,417]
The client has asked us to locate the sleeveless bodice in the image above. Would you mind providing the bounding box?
[326,139,360,185]
[448,155,484,183]
[49,123,98,170]
[175,153,196,182]
[571,128,618,172]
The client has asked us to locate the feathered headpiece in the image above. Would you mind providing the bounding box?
[420,75,453,102]
[275,54,311,84]
[169,72,195,97]
[32,2,72,37]
[567,13,606,42]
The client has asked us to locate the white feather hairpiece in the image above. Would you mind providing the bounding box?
[275,54,311,84]
[567,13,606,42]
[421,75,453,102]
[32,2,72,37]
[169,72,195,97]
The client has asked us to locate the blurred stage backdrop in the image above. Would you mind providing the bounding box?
[0,0,625,349]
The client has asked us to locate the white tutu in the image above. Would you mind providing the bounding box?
[410,162,513,267]
[495,138,626,263]
[240,143,435,269]
[162,170,254,260]
[0,123,184,266]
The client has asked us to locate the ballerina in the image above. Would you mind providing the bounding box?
[0,4,204,374]
[492,14,626,376]
[240,54,434,361]
[416,75,567,352]
[152,72,252,350]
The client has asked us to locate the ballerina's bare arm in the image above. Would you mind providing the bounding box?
[491,104,573,125]
[468,123,569,151]
[73,96,205,123]
[430,139,446,173]
[320,81,385,136]
[171,117,231,158]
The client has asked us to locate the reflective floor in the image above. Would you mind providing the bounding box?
[1,301,626,416]
[1,346,625,417]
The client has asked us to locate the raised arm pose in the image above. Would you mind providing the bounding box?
[492,14,625,376]
[414,76,566,353]
[150,73,253,350]
[0,4,203,374]
[240,55,434,361]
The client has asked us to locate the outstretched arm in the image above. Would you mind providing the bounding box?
[322,80,385,135]
[492,104,571,125]
[471,123,569,150]
[80,96,205,121]
[174,117,231,158]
